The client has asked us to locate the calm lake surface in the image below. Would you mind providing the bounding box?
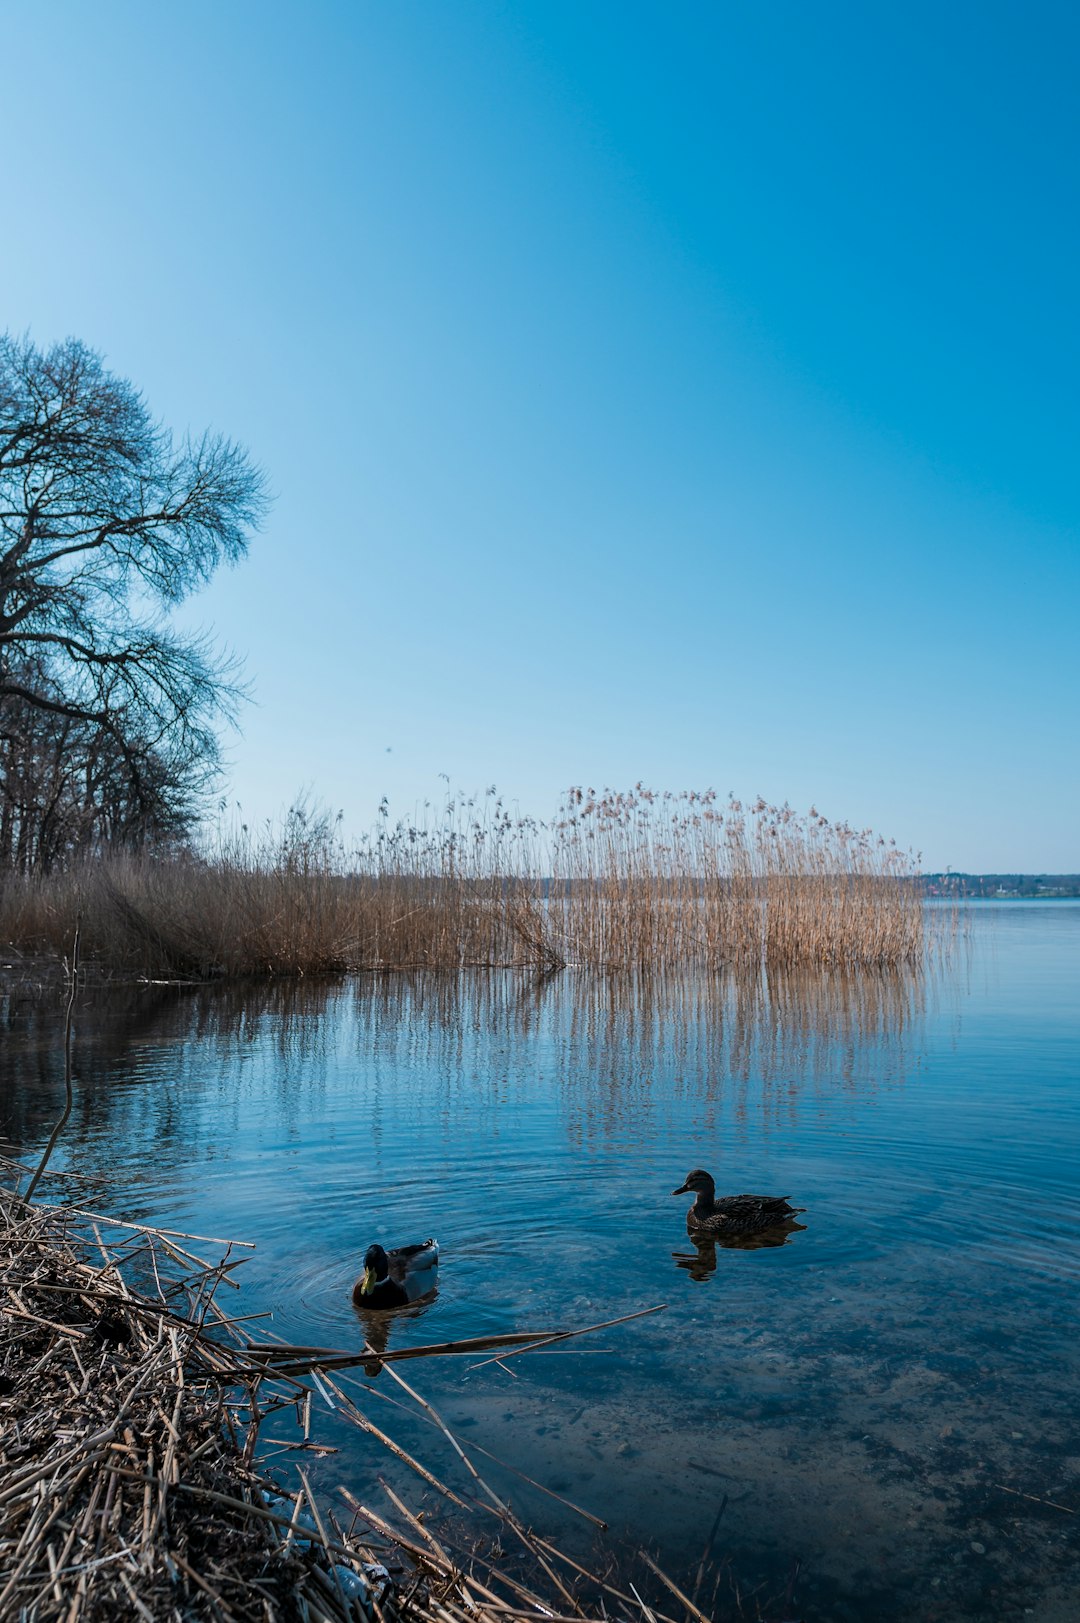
[2,902,1078,1621]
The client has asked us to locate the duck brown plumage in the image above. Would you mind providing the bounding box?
[672,1169,801,1236]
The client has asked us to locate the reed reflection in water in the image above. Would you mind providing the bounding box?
[4,959,928,1170]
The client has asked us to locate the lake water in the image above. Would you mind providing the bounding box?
[2,902,1078,1621]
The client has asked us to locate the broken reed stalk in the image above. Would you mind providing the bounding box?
[23,914,80,1203]
[0,1162,686,1623]
[464,1304,666,1371]
[332,1374,611,1532]
[236,1325,586,1377]
[363,1341,586,1617]
[224,1307,665,1384]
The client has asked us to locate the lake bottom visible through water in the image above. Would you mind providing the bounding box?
[2,903,1078,1621]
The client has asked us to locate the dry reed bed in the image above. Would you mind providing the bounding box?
[0,787,924,978]
[0,1162,700,1623]
[0,1174,364,1620]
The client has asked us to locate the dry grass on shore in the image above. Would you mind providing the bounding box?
[0,788,924,979]
[0,1159,745,1623]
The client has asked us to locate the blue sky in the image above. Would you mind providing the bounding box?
[3,1,1077,870]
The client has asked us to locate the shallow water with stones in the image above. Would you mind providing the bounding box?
[2,901,1078,1621]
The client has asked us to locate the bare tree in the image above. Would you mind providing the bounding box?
[0,651,205,873]
[0,334,268,857]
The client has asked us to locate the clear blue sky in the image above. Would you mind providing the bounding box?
[3,1,1077,870]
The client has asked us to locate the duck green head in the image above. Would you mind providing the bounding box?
[359,1243,389,1295]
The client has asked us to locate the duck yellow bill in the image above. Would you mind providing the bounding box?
[360,1266,376,1295]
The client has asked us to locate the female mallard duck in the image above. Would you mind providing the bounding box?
[672,1169,800,1236]
[353,1239,439,1309]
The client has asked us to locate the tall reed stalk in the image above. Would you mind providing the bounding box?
[545,788,923,969]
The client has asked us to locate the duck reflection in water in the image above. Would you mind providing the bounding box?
[352,1294,440,1375]
[673,1235,720,1280]
[673,1214,807,1279]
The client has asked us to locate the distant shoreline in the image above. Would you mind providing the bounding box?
[922,875,1080,899]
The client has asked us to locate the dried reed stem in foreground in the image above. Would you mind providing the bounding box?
[0,1164,687,1623]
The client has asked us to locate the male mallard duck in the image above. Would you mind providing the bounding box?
[353,1239,439,1309]
[672,1169,800,1236]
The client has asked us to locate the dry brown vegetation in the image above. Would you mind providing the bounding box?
[0,787,924,979]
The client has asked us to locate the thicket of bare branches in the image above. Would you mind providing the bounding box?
[0,333,267,873]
